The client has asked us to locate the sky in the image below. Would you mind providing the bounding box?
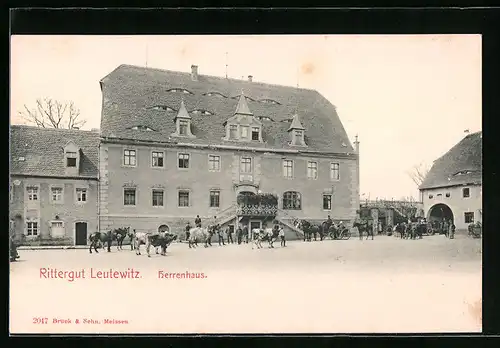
[10,35,481,200]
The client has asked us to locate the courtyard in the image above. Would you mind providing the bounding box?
[10,235,482,334]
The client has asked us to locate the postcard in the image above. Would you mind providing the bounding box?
[9,34,482,334]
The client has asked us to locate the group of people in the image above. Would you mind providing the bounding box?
[184,215,286,247]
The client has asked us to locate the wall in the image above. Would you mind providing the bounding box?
[422,184,482,231]
[9,175,98,245]
[99,141,359,235]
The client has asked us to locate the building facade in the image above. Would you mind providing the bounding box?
[420,131,482,231]
[98,64,360,239]
[9,126,99,246]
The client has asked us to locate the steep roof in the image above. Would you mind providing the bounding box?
[419,131,482,190]
[174,99,191,120]
[10,125,99,179]
[288,113,305,131]
[99,64,354,154]
[234,91,253,116]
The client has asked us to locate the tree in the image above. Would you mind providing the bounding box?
[18,98,86,129]
[407,162,430,187]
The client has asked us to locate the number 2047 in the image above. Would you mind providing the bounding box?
[33,317,48,324]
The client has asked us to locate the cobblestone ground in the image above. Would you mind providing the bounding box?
[10,234,482,334]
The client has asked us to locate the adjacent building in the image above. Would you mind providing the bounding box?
[98,64,360,238]
[9,126,99,246]
[419,131,482,231]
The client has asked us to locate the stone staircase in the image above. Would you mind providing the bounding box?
[275,208,305,240]
[213,205,238,227]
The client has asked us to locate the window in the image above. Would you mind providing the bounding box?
[330,163,340,181]
[178,153,190,169]
[51,221,65,238]
[446,193,451,198]
[464,212,475,224]
[27,221,39,236]
[178,190,190,207]
[323,194,332,210]
[283,191,302,210]
[251,127,260,141]
[462,187,470,198]
[209,190,220,208]
[437,193,442,197]
[179,120,189,135]
[428,194,433,199]
[294,130,303,144]
[124,149,136,166]
[229,125,238,139]
[240,157,253,181]
[51,187,63,202]
[152,151,164,167]
[9,185,13,202]
[241,126,249,138]
[124,188,136,206]
[307,161,318,179]
[27,186,38,201]
[208,155,221,171]
[66,151,77,167]
[76,188,87,202]
[283,160,293,179]
[152,189,164,207]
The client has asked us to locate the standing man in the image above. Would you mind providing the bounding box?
[195,215,202,228]
[217,224,225,246]
[185,222,192,242]
[227,227,234,244]
[449,219,456,239]
[243,224,249,244]
[279,225,286,247]
[236,225,243,245]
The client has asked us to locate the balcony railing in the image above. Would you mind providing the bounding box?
[237,204,278,217]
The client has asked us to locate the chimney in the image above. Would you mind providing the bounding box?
[248,75,253,82]
[191,65,198,81]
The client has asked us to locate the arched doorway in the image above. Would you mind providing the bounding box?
[427,203,454,224]
[158,224,170,233]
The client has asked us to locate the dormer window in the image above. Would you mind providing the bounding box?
[66,151,77,167]
[294,130,303,144]
[204,92,227,98]
[229,125,238,139]
[241,126,249,138]
[172,99,195,138]
[130,125,155,131]
[148,105,176,112]
[191,109,214,116]
[167,88,193,95]
[288,113,306,147]
[251,127,260,141]
[179,120,189,136]
[259,99,281,105]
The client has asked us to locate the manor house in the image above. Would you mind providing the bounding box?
[98,64,360,237]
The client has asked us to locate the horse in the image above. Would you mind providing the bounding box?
[353,221,373,240]
[298,220,321,241]
[134,231,177,257]
[112,227,131,251]
[188,226,215,248]
[88,230,115,253]
[395,223,405,239]
[259,227,280,248]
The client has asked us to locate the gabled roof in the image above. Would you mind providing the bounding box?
[10,125,99,179]
[419,131,482,190]
[99,64,354,154]
[234,91,253,116]
[174,99,191,121]
[288,113,305,131]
